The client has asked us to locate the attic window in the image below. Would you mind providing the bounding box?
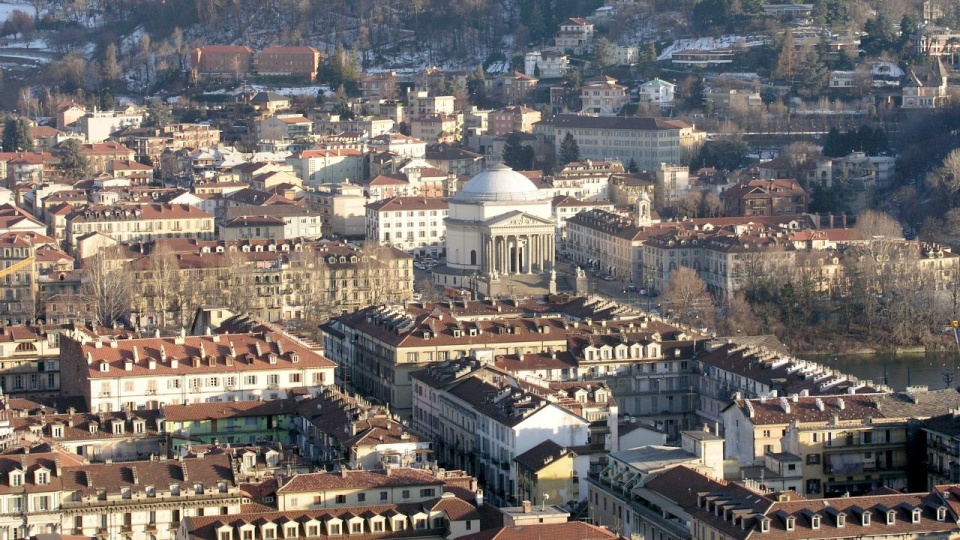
[836,513,845,527]
[912,509,921,524]
[938,507,947,521]
[269,355,278,365]
[886,510,895,525]
[862,512,870,526]
[760,519,770,533]
[811,516,820,530]
[785,517,795,532]
[291,353,299,364]
[9,471,21,487]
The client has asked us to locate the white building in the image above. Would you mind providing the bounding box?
[524,50,570,79]
[534,115,706,171]
[59,331,337,413]
[306,182,367,237]
[287,148,365,187]
[579,75,630,116]
[369,134,427,159]
[77,108,143,143]
[638,78,676,108]
[365,197,449,257]
[434,164,557,297]
[412,361,591,506]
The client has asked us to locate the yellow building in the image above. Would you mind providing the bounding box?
[723,389,960,497]
[515,440,578,507]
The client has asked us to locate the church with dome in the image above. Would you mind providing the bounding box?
[432,163,558,298]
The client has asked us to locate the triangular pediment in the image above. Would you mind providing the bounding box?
[483,210,554,229]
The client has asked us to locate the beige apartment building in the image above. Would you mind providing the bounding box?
[59,331,336,412]
[534,115,705,171]
[65,204,214,249]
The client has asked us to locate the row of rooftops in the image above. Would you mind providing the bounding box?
[0,447,235,495]
[73,331,335,378]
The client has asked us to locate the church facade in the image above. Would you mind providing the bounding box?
[433,164,557,298]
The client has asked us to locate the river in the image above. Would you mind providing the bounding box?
[812,351,960,391]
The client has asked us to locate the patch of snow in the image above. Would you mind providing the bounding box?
[0,51,50,63]
[4,38,49,50]
[657,35,769,61]
[0,1,37,21]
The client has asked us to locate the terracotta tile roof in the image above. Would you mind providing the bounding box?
[365,197,448,212]
[642,465,728,509]
[197,45,254,54]
[259,46,320,54]
[162,399,297,423]
[296,148,363,158]
[513,439,573,471]
[185,496,476,540]
[366,174,408,186]
[60,452,235,496]
[69,332,334,379]
[459,522,617,540]
[277,468,445,493]
[10,410,163,441]
[67,203,213,222]
[221,215,287,227]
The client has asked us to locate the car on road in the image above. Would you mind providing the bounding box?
[601,274,616,281]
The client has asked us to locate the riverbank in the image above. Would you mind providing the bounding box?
[813,350,960,391]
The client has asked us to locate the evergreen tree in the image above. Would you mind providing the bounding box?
[56,139,91,181]
[628,158,639,173]
[143,100,173,128]
[502,132,534,170]
[592,37,615,71]
[774,29,797,81]
[559,132,580,165]
[2,118,32,152]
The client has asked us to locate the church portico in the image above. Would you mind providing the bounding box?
[433,164,558,298]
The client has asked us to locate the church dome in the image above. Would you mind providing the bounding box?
[453,164,545,203]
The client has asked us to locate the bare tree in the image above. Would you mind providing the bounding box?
[855,209,903,239]
[102,43,120,82]
[80,248,131,326]
[664,266,711,327]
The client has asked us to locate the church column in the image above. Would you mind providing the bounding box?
[524,235,532,274]
[517,235,523,274]
[535,234,543,272]
[480,235,493,272]
[501,236,508,275]
[538,234,545,272]
[531,235,538,273]
[547,235,554,267]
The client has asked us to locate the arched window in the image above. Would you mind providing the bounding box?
[470,250,477,265]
